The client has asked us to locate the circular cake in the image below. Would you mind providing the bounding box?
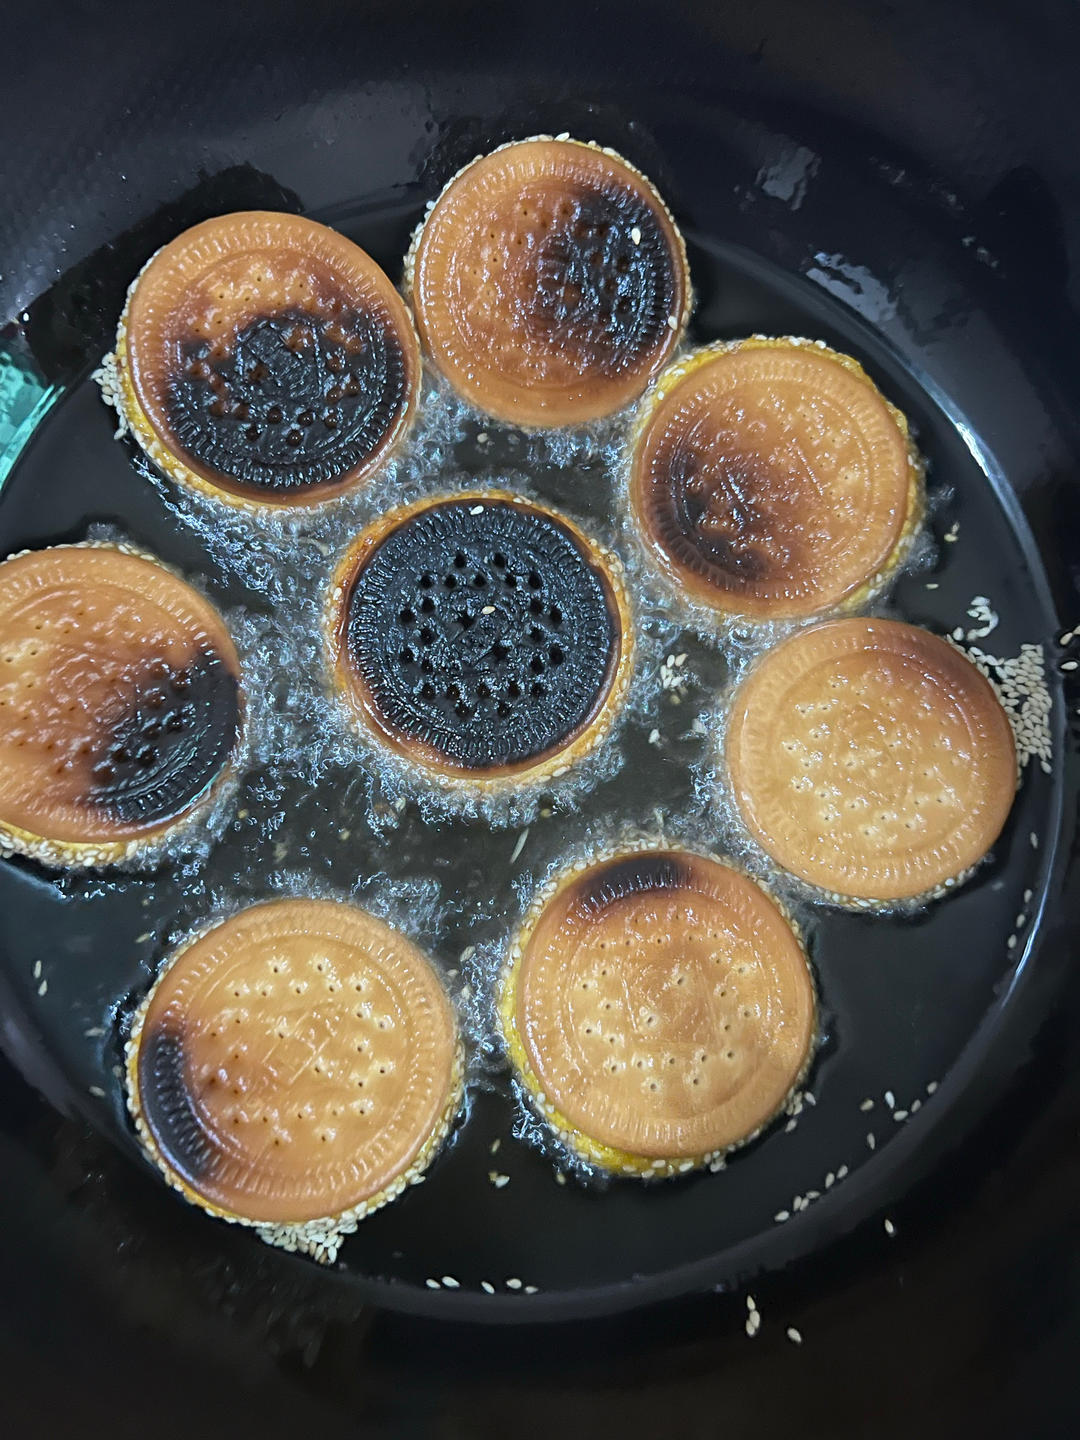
[126,897,462,1260]
[726,617,1018,902]
[500,846,815,1174]
[0,543,242,866]
[629,338,923,621]
[408,137,690,426]
[324,491,634,787]
[110,211,420,508]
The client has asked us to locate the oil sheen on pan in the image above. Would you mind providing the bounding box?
[0,543,242,867]
[407,137,691,427]
[324,491,635,787]
[106,212,421,509]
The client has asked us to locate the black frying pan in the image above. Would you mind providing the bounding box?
[2,1,1079,1434]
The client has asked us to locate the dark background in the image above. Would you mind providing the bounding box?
[2,2,1079,1435]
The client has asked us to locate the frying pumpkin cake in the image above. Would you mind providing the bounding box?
[629,338,924,621]
[0,543,242,867]
[126,898,462,1262]
[726,617,1018,903]
[500,846,815,1175]
[407,136,690,427]
[104,211,420,509]
[324,491,634,790]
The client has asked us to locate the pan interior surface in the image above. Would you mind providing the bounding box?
[0,114,1067,1319]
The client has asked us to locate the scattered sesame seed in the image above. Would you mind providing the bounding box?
[837,1165,849,1179]
[481,1280,495,1294]
[1062,660,1078,671]
[425,1278,441,1289]
[893,1109,908,1122]
[774,1210,790,1223]
[554,1171,567,1186]
[88,1085,106,1098]
[859,1098,874,1111]
[825,1172,835,1188]
[481,605,495,615]
[647,728,661,746]
[631,226,642,245]
[470,504,485,515]
[943,522,960,542]
[884,1090,895,1109]
[926,1081,938,1095]
[477,432,489,445]
[37,979,47,996]
[509,828,530,863]
[32,960,41,979]
[667,315,678,329]
[745,1310,761,1337]
[524,1285,539,1294]
[1007,935,1018,950]
[910,1098,922,1113]
[338,828,351,841]
[925,582,939,590]
[866,1132,876,1150]
[1031,832,1039,849]
[506,1277,523,1290]
[1023,889,1033,904]
[134,931,154,944]
[488,1172,510,1189]
[965,595,999,641]
[490,1138,501,1154]
[787,1326,803,1345]
[83,1026,104,1038]
[441,1275,460,1288]
[746,1294,757,1311]
[884,1218,896,1236]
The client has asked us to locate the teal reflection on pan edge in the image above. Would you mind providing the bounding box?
[0,338,57,494]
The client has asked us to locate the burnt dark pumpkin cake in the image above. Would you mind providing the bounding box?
[126,898,462,1262]
[407,137,690,427]
[324,491,634,789]
[0,543,242,867]
[105,211,420,509]
[629,338,924,621]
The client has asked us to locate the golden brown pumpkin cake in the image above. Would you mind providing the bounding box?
[324,491,634,789]
[0,543,242,867]
[407,137,690,426]
[629,338,924,621]
[500,846,815,1175]
[726,617,1017,903]
[126,898,462,1262]
[106,211,420,509]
